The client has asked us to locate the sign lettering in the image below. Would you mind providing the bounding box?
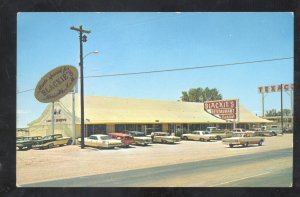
[204,99,238,120]
[35,65,78,103]
[258,83,293,94]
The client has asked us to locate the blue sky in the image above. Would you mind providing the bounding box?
[17,12,294,128]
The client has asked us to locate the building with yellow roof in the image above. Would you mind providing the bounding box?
[28,94,271,137]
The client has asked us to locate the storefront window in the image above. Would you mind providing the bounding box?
[86,124,106,136]
[115,124,162,134]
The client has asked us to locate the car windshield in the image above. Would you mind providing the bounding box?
[132,132,145,137]
[100,136,112,140]
[207,128,217,132]
[156,133,167,136]
[232,133,243,137]
[203,131,210,135]
[43,135,53,140]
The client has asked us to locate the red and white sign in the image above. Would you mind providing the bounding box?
[204,99,238,120]
[258,83,294,94]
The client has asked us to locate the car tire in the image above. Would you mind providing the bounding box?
[48,143,54,149]
[182,136,188,140]
[199,138,204,142]
[67,139,72,145]
[272,132,277,136]
[258,140,263,146]
[229,144,234,148]
[245,142,249,147]
[216,136,222,140]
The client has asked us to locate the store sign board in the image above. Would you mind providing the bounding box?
[204,99,237,120]
[35,65,78,103]
[258,83,293,94]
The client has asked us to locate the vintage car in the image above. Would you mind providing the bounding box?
[232,128,247,132]
[205,127,217,133]
[127,131,152,146]
[32,134,71,149]
[150,132,181,144]
[254,130,276,137]
[108,132,135,147]
[16,136,43,150]
[78,134,123,149]
[222,132,265,148]
[210,130,233,140]
[181,131,217,141]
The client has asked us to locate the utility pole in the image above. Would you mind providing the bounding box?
[70,25,91,149]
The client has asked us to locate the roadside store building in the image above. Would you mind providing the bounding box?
[28,95,271,137]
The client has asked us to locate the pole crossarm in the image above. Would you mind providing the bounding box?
[70,26,91,34]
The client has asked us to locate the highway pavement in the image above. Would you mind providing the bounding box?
[21,148,292,187]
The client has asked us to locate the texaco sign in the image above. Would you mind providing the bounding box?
[258,83,294,94]
[34,65,78,103]
[204,99,238,120]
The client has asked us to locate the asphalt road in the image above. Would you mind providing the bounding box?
[21,148,292,187]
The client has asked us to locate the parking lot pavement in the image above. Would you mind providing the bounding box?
[17,134,293,185]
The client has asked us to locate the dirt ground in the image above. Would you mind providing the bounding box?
[16,134,293,185]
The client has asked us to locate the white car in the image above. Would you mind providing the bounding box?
[181,131,217,141]
[78,134,123,149]
[151,132,181,144]
[222,132,265,148]
[232,128,247,132]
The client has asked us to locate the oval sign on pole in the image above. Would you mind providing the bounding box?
[34,65,78,103]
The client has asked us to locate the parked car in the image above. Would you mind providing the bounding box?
[150,132,181,144]
[16,136,43,150]
[17,136,25,141]
[205,127,217,133]
[127,131,152,146]
[222,132,265,148]
[267,125,283,136]
[78,134,123,149]
[108,132,135,147]
[210,130,233,140]
[32,134,71,149]
[254,130,276,137]
[284,127,293,133]
[232,128,247,132]
[181,131,217,141]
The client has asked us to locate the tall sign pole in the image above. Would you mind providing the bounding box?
[51,102,55,135]
[72,87,76,145]
[280,84,284,135]
[70,26,91,149]
[262,92,265,117]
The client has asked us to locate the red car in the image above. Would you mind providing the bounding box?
[108,133,135,147]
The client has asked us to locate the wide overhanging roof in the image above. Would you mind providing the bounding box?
[56,95,271,124]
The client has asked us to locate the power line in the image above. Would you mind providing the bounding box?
[17,88,35,94]
[85,57,293,79]
[17,57,293,94]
